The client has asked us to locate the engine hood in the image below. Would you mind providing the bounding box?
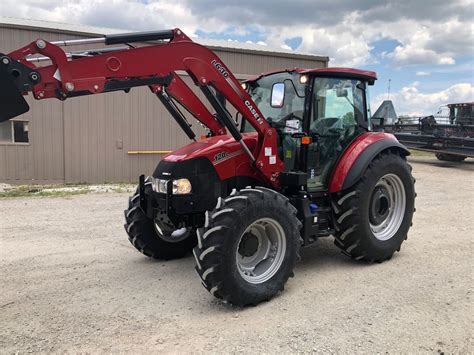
[161,132,259,181]
[163,132,258,164]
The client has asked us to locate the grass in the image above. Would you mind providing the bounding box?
[0,183,135,199]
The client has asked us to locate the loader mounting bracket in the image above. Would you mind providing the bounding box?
[0,55,38,122]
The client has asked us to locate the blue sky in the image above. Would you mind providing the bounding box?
[1,0,472,115]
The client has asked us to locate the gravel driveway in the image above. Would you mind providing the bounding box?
[1,156,473,353]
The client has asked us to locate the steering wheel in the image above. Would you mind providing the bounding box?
[312,117,344,138]
[280,111,304,122]
[268,111,304,129]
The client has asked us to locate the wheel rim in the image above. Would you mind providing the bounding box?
[236,218,286,284]
[369,173,406,241]
[154,222,190,243]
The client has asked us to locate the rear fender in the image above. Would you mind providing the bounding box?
[328,132,409,193]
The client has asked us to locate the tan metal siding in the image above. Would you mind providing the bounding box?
[0,95,64,183]
[0,25,328,184]
[0,27,82,183]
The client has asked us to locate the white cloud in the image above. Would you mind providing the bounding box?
[0,0,472,67]
[373,83,474,116]
[244,40,267,46]
[416,71,431,76]
[387,44,455,66]
[381,25,458,66]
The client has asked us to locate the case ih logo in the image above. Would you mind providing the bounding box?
[245,100,264,125]
[211,59,229,78]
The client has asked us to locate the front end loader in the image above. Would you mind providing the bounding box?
[1,28,415,306]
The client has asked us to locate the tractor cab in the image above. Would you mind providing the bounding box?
[447,102,474,125]
[243,68,376,189]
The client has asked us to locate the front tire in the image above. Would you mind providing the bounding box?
[193,187,301,306]
[332,151,415,262]
[124,190,197,260]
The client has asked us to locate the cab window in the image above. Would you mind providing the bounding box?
[310,78,365,135]
[243,72,305,132]
[307,78,366,190]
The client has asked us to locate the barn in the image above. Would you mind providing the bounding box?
[0,17,328,183]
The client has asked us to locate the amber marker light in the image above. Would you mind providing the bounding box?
[301,136,312,145]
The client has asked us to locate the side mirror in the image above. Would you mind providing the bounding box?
[271,82,285,108]
[371,117,385,130]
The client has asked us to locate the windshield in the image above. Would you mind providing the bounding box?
[454,105,473,119]
[243,72,306,132]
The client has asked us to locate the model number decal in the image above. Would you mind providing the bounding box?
[214,151,230,163]
[210,60,263,125]
[213,150,244,165]
[211,59,229,78]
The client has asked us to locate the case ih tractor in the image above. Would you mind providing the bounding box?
[0,28,415,306]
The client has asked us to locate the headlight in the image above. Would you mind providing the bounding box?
[151,177,192,194]
[151,177,168,193]
[172,178,192,194]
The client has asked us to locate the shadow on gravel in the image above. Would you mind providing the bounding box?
[410,157,474,171]
[296,237,390,272]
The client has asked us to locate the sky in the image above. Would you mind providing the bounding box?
[0,0,472,116]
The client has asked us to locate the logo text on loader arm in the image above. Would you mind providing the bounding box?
[245,100,264,125]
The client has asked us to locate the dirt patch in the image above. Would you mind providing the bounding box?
[0,156,473,353]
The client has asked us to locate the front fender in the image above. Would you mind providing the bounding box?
[328,132,409,193]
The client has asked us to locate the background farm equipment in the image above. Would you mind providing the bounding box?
[374,101,474,161]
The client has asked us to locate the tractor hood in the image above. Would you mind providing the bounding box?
[162,132,259,181]
[163,133,258,163]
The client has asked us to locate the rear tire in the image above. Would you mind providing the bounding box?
[193,187,301,306]
[332,151,415,262]
[124,190,197,260]
[435,153,466,162]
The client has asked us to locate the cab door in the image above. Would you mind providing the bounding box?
[306,77,367,190]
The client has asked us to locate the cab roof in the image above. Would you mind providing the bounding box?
[246,67,377,85]
[447,102,473,107]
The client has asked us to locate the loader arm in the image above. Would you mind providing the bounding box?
[163,73,226,136]
[0,28,283,185]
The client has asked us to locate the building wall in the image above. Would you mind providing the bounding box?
[0,25,327,183]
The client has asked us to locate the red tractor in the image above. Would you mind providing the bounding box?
[0,29,415,306]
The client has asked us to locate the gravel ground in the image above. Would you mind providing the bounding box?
[1,156,473,353]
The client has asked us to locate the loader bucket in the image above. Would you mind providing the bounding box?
[0,64,30,122]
